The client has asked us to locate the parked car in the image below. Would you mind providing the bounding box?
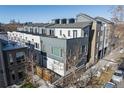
[119,48,124,54]
[103,82,117,88]
[112,70,123,83]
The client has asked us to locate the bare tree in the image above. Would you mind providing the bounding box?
[109,5,124,46]
[110,5,124,23]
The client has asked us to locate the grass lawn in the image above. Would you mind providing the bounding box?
[21,82,36,88]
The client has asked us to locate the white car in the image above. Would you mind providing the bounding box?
[112,70,123,83]
[120,48,124,54]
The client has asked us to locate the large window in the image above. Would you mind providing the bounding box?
[16,52,25,62]
[51,47,63,57]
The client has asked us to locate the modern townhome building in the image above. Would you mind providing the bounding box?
[0,34,28,87]
[75,13,113,63]
[6,13,113,77]
[7,21,92,77]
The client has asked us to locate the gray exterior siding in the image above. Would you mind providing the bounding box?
[66,37,89,70]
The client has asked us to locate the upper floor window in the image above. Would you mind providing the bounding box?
[35,43,39,49]
[84,32,88,37]
[50,30,54,36]
[42,29,45,35]
[32,39,34,42]
[16,52,25,62]
[68,30,70,36]
[60,30,62,36]
[81,30,84,37]
[25,28,28,31]
[35,28,37,33]
[51,47,63,57]
[30,28,33,33]
[73,30,77,38]
[8,53,13,63]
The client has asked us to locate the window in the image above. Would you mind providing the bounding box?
[81,30,84,37]
[35,43,39,49]
[51,47,63,57]
[98,31,100,36]
[50,30,54,36]
[28,41,31,45]
[16,52,25,62]
[8,54,13,63]
[11,71,15,80]
[25,28,28,31]
[42,29,45,34]
[68,30,70,36]
[84,32,88,37]
[35,28,37,33]
[82,46,85,53]
[25,37,27,40]
[105,39,108,44]
[18,71,23,79]
[73,30,77,38]
[32,39,34,42]
[60,30,62,36]
[30,28,33,33]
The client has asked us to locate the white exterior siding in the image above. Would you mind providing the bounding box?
[47,57,64,76]
[7,31,41,51]
[54,28,83,39]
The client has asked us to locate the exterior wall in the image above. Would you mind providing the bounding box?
[89,21,98,63]
[40,36,89,76]
[76,14,93,22]
[0,42,7,87]
[47,57,65,76]
[54,28,82,39]
[66,37,89,70]
[40,36,66,76]
[7,31,41,51]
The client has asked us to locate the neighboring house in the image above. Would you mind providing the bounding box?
[95,17,114,59]
[75,13,114,63]
[0,36,27,87]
